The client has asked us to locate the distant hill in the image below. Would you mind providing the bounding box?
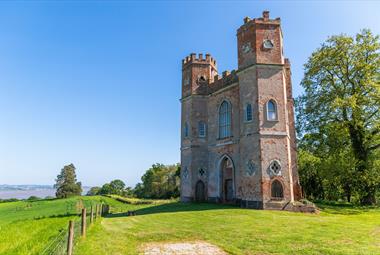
[0,184,53,191]
[0,185,91,199]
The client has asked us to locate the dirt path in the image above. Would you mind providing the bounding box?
[142,241,228,255]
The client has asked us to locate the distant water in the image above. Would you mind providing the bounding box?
[0,187,91,199]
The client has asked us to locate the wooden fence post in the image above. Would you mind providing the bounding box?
[81,208,86,237]
[100,204,103,217]
[90,205,94,224]
[67,220,74,255]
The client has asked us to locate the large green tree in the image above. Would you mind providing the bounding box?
[134,163,180,199]
[97,179,128,196]
[297,29,380,205]
[54,164,82,198]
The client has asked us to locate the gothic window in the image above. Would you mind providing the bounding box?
[266,100,278,121]
[184,122,189,138]
[245,103,253,122]
[271,180,284,199]
[198,121,206,137]
[219,101,231,138]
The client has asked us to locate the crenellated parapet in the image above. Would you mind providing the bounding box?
[182,53,217,70]
[208,69,238,94]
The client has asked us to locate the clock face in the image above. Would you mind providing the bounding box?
[263,39,274,49]
[241,43,251,54]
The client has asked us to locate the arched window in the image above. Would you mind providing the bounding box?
[198,121,206,137]
[267,100,277,121]
[271,180,284,199]
[219,101,231,138]
[184,122,189,138]
[245,103,253,121]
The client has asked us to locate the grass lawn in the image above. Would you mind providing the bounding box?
[0,196,131,255]
[74,201,380,255]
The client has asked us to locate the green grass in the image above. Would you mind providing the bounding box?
[0,196,132,255]
[74,201,380,255]
[1,197,379,254]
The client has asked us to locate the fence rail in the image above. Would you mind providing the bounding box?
[41,203,110,255]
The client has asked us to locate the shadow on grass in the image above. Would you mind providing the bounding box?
[106,202,239,218]
[35,212,80,220]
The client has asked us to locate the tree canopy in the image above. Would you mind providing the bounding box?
[54,164,82,198]
[296,29,380,205]
[134,163,180,199]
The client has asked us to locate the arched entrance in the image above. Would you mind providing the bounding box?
[219,156,235,203]
[195,180,206,202]
[271,180,284,200]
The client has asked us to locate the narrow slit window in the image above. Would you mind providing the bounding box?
[184,122,189,138]
[245,104,253,121]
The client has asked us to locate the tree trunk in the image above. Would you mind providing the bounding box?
[347,124,378,205]
[360,192,376,205]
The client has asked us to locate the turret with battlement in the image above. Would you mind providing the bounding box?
[181,53,218,97]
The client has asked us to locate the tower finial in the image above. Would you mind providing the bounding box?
[263,10,269,21]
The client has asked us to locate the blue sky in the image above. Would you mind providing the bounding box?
[0,1,379,187]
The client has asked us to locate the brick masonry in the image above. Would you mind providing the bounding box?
[180,11,302,210]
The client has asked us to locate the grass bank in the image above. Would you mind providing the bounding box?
[0,196,130,254]
[74,201,380,255]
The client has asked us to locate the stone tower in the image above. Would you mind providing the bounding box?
[180,11,301,209]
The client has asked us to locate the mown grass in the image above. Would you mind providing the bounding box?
[0,196,131,255]
[74,201,380,255]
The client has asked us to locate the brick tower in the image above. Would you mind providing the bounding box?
[180,11,301,209]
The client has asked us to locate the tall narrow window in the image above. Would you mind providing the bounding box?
[267,100,277,121]
[219,101,231,138]
[245,103,253,121]
[184,122,189,138]
[198,121,206,137]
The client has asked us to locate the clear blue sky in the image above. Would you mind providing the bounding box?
[0,1,379,187]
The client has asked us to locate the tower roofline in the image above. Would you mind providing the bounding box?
[237,11,281,34]
[182,53,217,70]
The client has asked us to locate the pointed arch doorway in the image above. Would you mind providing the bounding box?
[195,180,206,202]
[219,156,235,203]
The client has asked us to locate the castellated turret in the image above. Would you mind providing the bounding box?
[180,11,302,210]
[181,53,218,98]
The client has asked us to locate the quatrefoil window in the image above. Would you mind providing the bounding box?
[199,168,205,176]
[269,160,281,176]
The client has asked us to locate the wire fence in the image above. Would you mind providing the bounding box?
[40,203,109,255]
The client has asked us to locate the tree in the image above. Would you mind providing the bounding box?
[297,29,380,205]
[134,163,180,199]
[87,186,101,196]
[54,164,82,198]
[99,183,112,195]
[109,179,126,195]
[97,180,127,195]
